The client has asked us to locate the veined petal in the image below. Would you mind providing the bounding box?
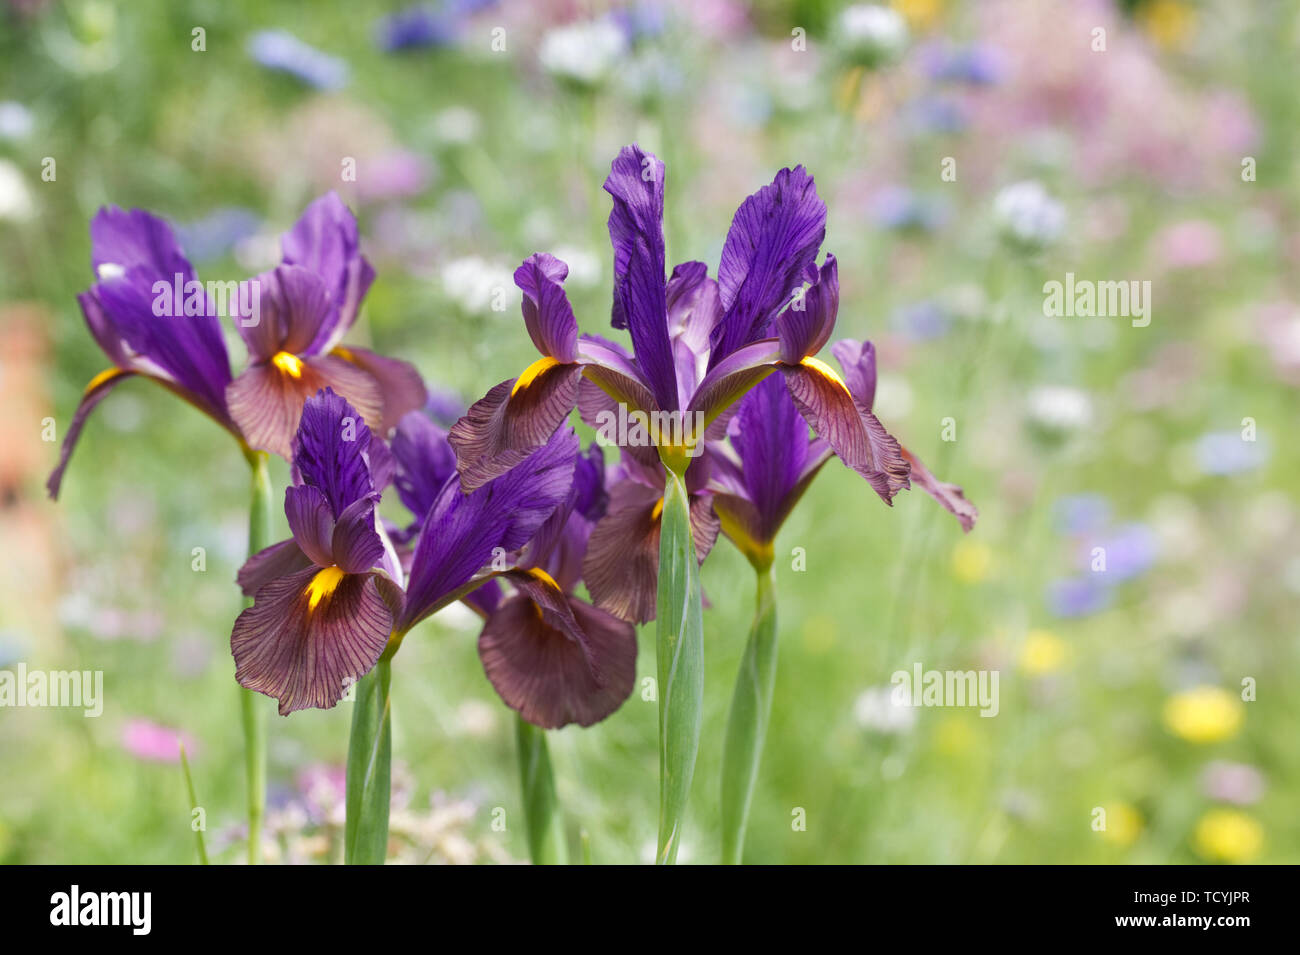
[901,445,978,532]
[448,362,584,491]
[45,368,136,500]
[228,354,382,461]
[331,497,386,573]
[582,479,719,623]
[239,265,337,361]
[400,428,579,631]
[478,592,637,729]
[685,338,781,435]
[331,345,427,431]
[391,409,457,530]
[667,261,723,403]
[284,484,337,567]
[604,145,678,412]
[732,373,813,539]
[781,360,910,503]
[831,338,878,410]
[777,254,838,364]
[280,192,375,351]
[236,538,313,597]
[232,566,393,715]
[711,166,827,365]
[292,389,379,517]
[516,253,578,363]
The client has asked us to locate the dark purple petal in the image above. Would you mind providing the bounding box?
[90,205,194,280]
[391,410,457,528]
[237,265,337,362]
[831,338,878,410]
[232,566,393,715]
[331,345,428,431]
[279,192,375,350]
[777,254,838,364]
[582,479,719,624]
[685,338,781,435]
[901,445,978,532]
[604,145,678,412]
[228,355,383,461]
[400,428,579,631]
[732,373,812,540]
[45,368,135,499]
[292,388,378,517]
[94,267,232,420]
[331,497,386,572]
[478,592,637,729]
[515,253,578,363]
[237,538,313,597]
[781,361,910,504]
[284,484,337,567]
[710,166,827,365]
[448,362,584,491]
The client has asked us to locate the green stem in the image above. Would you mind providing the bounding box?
[241,450,274,865]
[720,563,778,864]
[345,657,392,865]
[655,467,704,865]
[516,716,568,864]
[178,741,209,865]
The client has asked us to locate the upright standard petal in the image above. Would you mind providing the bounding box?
[516,253,579,363]
[604,145,678,412]
[777,254,839,364]
[293,388,378,517]
[280,192,376,351]
[710,166,827,365]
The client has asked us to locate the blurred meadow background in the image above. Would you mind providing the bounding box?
[2,0,1298,864]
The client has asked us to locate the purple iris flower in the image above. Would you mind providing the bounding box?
[234,389,585,718]
[450,144,975,621]
[226,193,426,460]
[47,206,239,498]
[233,390,404,714]
[48,194,426,496]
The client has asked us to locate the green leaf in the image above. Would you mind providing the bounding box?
[720,564,779,864]
[345,658,392,865]
[516,715,568,864]
[240,450,274,865]
[655,467,704,864]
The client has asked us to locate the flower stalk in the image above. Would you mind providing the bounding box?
[344,656,392,865]
[720,562,778,864]
[240,449,273,865]
[655,465,704,865]
[516,715,568,864]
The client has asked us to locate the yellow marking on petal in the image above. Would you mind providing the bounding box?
[526,566,561,591]
[510,355,560,397]
[650,498,664,522]
[331,345,355,362]
[800,355,849,392]
[84,367,126,395]
[272,351,304,378]
[305,566,346,611]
